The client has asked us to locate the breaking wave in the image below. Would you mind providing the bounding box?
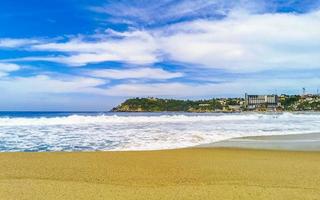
[0,112,319,151]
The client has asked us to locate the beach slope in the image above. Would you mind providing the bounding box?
[0,148,319,199]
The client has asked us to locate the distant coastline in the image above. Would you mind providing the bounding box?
[112,95,320,112]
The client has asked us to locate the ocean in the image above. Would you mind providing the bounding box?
[0,112,320,152]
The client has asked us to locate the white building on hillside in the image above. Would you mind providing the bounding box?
[245,93,279,110]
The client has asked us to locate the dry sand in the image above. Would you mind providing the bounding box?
[0,148,319,200]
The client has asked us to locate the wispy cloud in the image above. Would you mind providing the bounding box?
[22,31,158,66]
[6,9,320,72]
[158,10,320,72]
[0,38,42,48]
[2,0,320,102]
[90,0,266,26]
[0,63,21,77]
[88,67,183,79]
[90,0,320,26]
[0,74,107,95]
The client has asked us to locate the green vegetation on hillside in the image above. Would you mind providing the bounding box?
[280,95,300,110]
[280,95,320,111]
[112,95,320,112]
[111,97,233,112]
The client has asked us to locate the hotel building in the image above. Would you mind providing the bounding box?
[245,93,279,110]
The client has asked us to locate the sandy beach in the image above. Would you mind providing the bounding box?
[1,0,319,198]
[0,147,319,200]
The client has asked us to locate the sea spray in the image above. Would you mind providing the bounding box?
[0,112,319,151]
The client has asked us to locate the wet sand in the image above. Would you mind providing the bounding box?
[0,148,320,199]
[199,133,320,151]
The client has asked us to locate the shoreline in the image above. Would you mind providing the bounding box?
[196,132,320,151]
[1,132,320,199]
[1,131,320,199]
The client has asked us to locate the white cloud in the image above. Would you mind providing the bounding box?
[6,9,320,72]
[0,38,41,48]
[0,75,107,94]
[88,67,183,79]
[0,63,21,77]
[2,5,320,101]
[90,0,264,25]
[158,10,320,72]
[0,63,20,71]
[30,31,158,66]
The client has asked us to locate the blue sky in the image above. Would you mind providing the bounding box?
[1,0,320,111]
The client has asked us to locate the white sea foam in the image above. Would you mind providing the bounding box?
[0,112,319,151]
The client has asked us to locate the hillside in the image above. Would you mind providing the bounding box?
[111,97,242,112]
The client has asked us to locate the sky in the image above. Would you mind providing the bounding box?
[1,0,320,111]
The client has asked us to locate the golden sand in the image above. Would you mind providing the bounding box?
[0,148,319,199]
